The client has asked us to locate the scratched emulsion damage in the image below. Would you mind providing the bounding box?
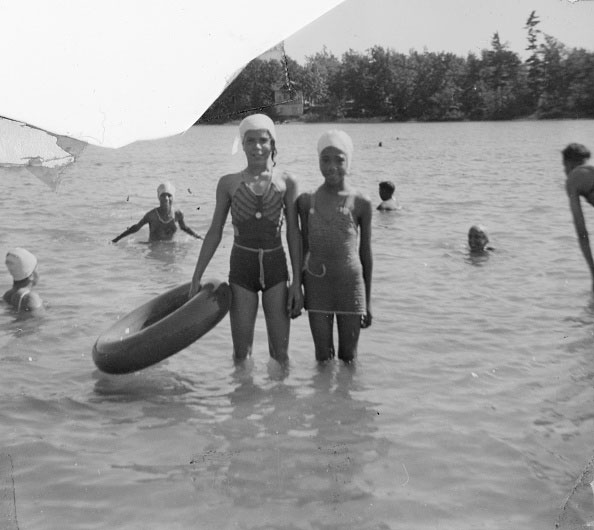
[0,453,19,530]
[0,116,86,191]
[198,41,298,123]
[555,456,594,528]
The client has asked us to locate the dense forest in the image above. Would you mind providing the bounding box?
[197,11,594,124]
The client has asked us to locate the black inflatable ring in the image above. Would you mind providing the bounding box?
[92,279,231,374]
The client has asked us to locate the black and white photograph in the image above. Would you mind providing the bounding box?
[1,1,594,528]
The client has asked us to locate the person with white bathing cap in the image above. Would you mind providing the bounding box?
[189,113,303,363]
[112,181,203,243]
[3,247,44,313]
[297,130,373,362]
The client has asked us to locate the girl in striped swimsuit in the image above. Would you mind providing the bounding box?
[189,114,302,363]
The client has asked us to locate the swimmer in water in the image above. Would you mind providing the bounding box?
[467,225,494,254]
[564,143,594,290]
[112,182,202,243]
[376,180,401,211]
[3,248,44,314]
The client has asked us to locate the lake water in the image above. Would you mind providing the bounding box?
[2,120,594,529]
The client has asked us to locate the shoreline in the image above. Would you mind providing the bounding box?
[195,113,591,126]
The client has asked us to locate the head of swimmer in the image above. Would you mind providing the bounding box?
[562,143,591,176]
[242,129,277,167]
[468,225,489,253]
[6,248,39,287]
[8,265,39,288]
[158,191,173,211]
[379,180,395,201]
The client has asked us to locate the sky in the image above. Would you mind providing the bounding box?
[283,0,594,63]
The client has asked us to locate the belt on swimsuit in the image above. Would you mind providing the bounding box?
[233,243,283,290]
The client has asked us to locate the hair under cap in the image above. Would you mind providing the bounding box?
[317,130,354,169]
[239,114,276,142]
[157,181,175,199]
[6,247,37,281]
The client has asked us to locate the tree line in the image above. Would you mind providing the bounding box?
[197,11,594,123]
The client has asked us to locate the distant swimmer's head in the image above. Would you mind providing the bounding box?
[5,247,38,282]
[157,182,175,199]
[317,130,354,174]
[379,180,395,200]
[468,225,489,253]
[562,143,591,175]
[238,113,277,165]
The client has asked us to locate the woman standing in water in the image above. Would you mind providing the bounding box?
[297,130,372,362]
[564,143,594,290]
[189,114,302,363]
[112,182,202,243]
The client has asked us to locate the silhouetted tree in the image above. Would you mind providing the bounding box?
[537,34,568,117]
[524,10,542,109]
[564,48,594,118]
[478,32,528,119]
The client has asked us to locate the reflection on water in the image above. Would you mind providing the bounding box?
[465,250,492,267]
[92,369,195,403]
[374,208,404,230]
[141,240,189,266]
[0,309,48,356]
[183,361,390,527]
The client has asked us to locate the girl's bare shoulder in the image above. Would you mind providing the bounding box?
[219,171,242,185]
[352,188,372,206]
[23,291,43,310]
[270,169,296,194]
[217,171,244,195]
[349,190,372,220]
[143,208,159,222]
[297,190,313,211]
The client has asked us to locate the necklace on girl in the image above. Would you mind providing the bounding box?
[156,209,173,223]
[243,168,270,182]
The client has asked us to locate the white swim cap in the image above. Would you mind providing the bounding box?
[317,130,354,169]
[6,247,37,281]
[239,114,276,142]
[157,181,175,198]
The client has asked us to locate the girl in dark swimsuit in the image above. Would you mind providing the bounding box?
[297,130,373,362]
